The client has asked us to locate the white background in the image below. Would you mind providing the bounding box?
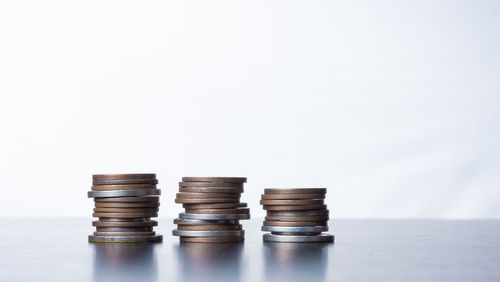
[0,0,499,218]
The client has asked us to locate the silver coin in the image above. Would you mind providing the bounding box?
[172,230,244,237]
[88,189,161,198]
[88,235,163,243]
[261,226,328,233]
[179,213,250,220]
[173,218,239,225]
[263,233,334,243]
[266,210,329,216]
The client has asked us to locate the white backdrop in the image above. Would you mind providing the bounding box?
[0,0,499,218]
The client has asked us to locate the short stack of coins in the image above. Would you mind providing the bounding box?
[87,174,163,243]
[172,177,250,243]
[260,188,334,243]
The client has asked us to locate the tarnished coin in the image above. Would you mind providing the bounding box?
[260,199,324,206]
[184,208,250,214]
[182,202,247,209]
[88,235,163,243]
[182,177,247,183]
[172,230,245,237]
[93,174,156,181]
[93,179,158,185]
[179,213,250,220]
[88,189,161,198]
[92,220,158,227]
[175,197,239,204]
[96,227,153,232]
[94,231,156,236]
[266,210,329,216]
[179,182,243,188]
[263,233,334,243]
[95,202,160,208]
[263,205,327,211]
[93,207,159,213]
[180,237,244,243]
[176,192,240,199]
[93,212,158,218]
[179,187,243,193]
[91,184,157,191]
[174,218,239,225]
[262,226,328,233]
[264,188,327,194]
[265,215,329,222]
[177,224,242,231]
[263,221,328,227]
[261,193,325,200]
[94,197,159,203]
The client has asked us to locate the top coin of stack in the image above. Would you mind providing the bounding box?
[87,174,162,243]
[173,177,250,243]
[260,188,334,243]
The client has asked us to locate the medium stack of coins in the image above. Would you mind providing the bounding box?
[87,174,163,243]
[260,188,334,243]
[172,177,250,243]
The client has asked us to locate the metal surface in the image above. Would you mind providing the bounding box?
[179,212,250,220]
[88,189,161,198]
[172,229,245,237]
[1,219,499,282]
[263,233,334,243]
[262,225,328,233]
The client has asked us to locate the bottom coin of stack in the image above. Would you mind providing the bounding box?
[260,188,334,243]
[172,177,250,243]
[87,173,163,243]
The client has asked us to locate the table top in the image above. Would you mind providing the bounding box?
[0,218,499,282]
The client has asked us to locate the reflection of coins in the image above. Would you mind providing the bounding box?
[89,235,163,243]
[263,233,334,243]
[182,177,247,183]
[180,237,244,243]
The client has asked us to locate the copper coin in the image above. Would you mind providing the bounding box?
[184,208,250,214]
[92,220,157,227]
[179,187,244,193]
[95,202,159,208]
[93,207,159,213]
[175,198,240,204]
[265,215,329,222]
[264,188,327,194]
[94,197,159,203]
[263,205,327,211]
[263,221,327,227]
[177,224,242,231]
[88,235,163,243]
[93,174,156,180]
[96,227,153,232]
[179,182,243,188]
[173,219,239,225]
[271,232,322,236]
[98,217,150,222]
[93,179,158,185]
[261,193,325,200]
[182,203,247,209]
[182,177,247,183]
[91,184,157,191]
[179,237,244,243]
[267,210,329,216]
[260,199,324,206]
[93,212,158,218]
[176,192,240,199]
[94,231,156,236]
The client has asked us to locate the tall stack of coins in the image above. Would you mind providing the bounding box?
[260,188,334,243]
[173,177,250,243]
[87,174,163,243]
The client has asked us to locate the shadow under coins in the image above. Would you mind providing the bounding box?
[91,243,159,282]
[263,242,331,282]
[173,242,244,282]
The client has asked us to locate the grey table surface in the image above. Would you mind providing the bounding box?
[0,218,499,282]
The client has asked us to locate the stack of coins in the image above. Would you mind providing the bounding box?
[172,177,250,243]
[260,188,334,243]
[87,174,163,243]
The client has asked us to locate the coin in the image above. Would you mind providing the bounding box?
[177,224,242,231]
[180,237,244,243]
[92,220,158,227]
[184,208,250,214]
[172,230,245,237]
[179,182,243,188]
[94,231,156,236]
[261,193,325,200]
[91,184,157,191]
[182,177,247,183]
[182,203,247,209]
[179,187,243,193]
[179,213,250,220]
[94,197,159,203]
[264,188,327,194]
[263,221,327,227]
[88,235,163,243]
[95,227,154,232]
[266,210,329,216]
[260,199,324,206]
[263,205,327,211]
[95,202,160,208]
[173,218,239,225]
[93,174,156,181]
[265,215,329,222]
[175,198,239,204]
[93,207,159,213]
[262,226,328,233]
[88,189,161,198]
[98,217,150,222]
[93,179,159,185]
[176,192,241,199]
[263,233,334,243]
[93,212,158,218]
